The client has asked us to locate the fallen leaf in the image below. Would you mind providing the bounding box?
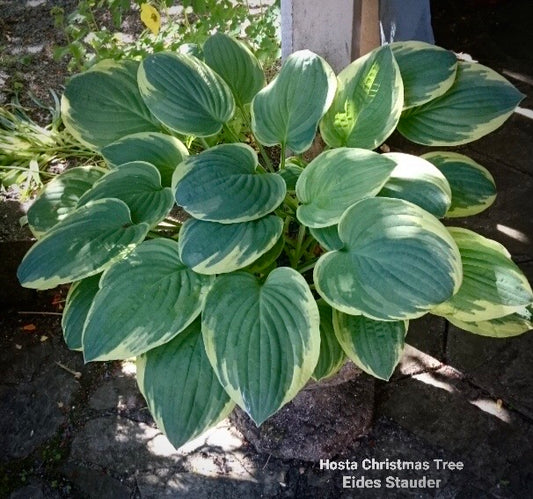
[15,344,22,350]
[40,335,49,342]
[22,324,36,331]
[140,3,161,35]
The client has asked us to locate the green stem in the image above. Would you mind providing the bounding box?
[279,143,286,169]
[297,258,318,274]
[292,223,307,267]
[283,194,298,213]
[223,123,241,143]
[198,137,211,150]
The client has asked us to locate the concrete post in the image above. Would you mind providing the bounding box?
[281,0,380,73]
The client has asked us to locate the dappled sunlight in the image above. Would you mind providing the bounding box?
[514,107,533,120]
[413,371,458,394]
[469,398,511,423]
[496,224,530,244]
[409,364,514,425]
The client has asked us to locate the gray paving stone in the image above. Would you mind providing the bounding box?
[447,324,533,420]
[88,373,144,411]
[136,467,283,499]
[463,113,533,177]
[378,367,533,495]
[0,332,80,461]
[61,463,131,499]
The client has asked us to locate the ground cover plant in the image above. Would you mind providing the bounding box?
[52,0,281,71]
[17,33,533,449]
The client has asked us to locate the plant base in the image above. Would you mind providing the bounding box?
[230,363,375,462]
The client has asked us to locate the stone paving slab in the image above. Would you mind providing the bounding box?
[377,366,533,497]
[447,322,533,420]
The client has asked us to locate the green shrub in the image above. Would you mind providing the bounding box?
[18,35,532,447]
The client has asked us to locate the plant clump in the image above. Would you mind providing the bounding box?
[18,33,533,449]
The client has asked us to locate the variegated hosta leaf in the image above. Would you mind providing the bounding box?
[77,161,174,227]
[61,274,101,351]
[174,143,286,223]
[422,151,496,217]
[432,227,533,322]
[310,225,343,251]
[244,234,285,274]
[204,32,265,106]
[82,239,214,362]
[138,52,235,136]
[101,132,189,187]
[446,305,533,338]
[137,318,235,449]
[390,41,458,109]
[333,309,407,381]
[178,215,283,274]
[398,61,524,146]
[314,197,463,320]
[320,45,404,149]
[378,152,452,218]
[27,166,106,238]
[295,148,397,228]
[313,300,346,381]
[202,267,320,425]
[18,199,149,290]
[61,59,159,149]
[251,50,336,153]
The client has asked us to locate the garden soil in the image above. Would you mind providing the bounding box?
[1,0,533,497]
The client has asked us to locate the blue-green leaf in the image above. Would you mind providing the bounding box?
[77,161,174,227]
[137,318,234,449]
[313,301,346,381]
[390,41,457,109]
[296,148,396,228]
[422,151,497,217]
[61,59,160,149]
[83,239,214,361]
[432,227,533,322]
[174,143,286,223]
[333,310,407,381]
[314,197,462,320]
[398,61,524,145]
[101,132,189,187]
[18,199,149,290]
[27,166,106,238]
[138,52,235,137]
[251,50,336,153]
[204,32,265,106]
[178,215,283,274]
[62,274,101,351]
[202,267,320,425]
[378,152,452,218]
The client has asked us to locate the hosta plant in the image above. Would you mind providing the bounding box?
[18,34,533,448]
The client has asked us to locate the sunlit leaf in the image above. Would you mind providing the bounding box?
[252,50,336,153]
[432,227,533,322]
[314,197,462,320]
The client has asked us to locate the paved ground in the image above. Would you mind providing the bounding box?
[1,0,533,497]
